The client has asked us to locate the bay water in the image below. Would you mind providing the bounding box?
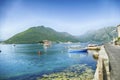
[0,43,97,80]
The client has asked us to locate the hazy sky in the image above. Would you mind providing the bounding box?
[0,0,120,40]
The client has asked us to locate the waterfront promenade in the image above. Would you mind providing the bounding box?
[104,44,120,80]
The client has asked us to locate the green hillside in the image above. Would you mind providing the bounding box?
[4,26,79,44]
[77,27,117,43]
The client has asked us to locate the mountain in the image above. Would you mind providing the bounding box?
[4,26,79,44]
[77,26,118,43]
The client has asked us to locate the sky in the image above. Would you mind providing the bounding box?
[0,0,120,40]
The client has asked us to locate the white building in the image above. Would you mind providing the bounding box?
[117,25,120,37]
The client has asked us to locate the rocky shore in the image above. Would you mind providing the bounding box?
[37,64,95,80]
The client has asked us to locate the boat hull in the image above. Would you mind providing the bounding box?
[68,49,87,53]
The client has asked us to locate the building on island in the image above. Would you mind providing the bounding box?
[43,40,51,46]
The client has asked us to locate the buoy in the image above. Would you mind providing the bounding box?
[0,50,1,52]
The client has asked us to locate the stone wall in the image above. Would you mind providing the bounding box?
[93,46,110,80]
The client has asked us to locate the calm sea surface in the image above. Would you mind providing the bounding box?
[0,43,97,80]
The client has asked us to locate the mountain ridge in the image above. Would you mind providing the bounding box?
[4,26,79,44]
[77,26,117,43]
[4,26,118,44]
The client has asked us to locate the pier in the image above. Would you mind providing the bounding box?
[104,44,120,80]
[94,44,120,80]
[93,45,110,80]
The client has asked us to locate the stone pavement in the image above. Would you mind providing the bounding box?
[104,44,120,80]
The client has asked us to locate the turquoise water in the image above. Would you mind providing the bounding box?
[0,43,97,80]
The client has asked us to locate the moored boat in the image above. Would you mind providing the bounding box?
[68,45,87,53]
[87,44,100,50]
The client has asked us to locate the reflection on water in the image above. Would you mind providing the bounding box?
[68,52,88,58]
[43,45,50,52]
[0,43,97,80]
[43,46,48,52]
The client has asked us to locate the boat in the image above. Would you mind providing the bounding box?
[68,45,87,53]
[87,44,100,50]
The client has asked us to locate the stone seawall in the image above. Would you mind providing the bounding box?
[93,46,110,80]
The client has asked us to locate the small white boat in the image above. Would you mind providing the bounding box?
[68,45,87,53]
[87,44,100,50]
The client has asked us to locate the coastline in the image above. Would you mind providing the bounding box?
[93,46,110,80]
